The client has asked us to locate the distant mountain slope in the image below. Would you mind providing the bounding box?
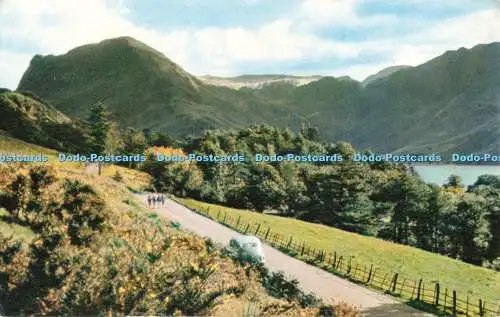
[251,43,500,154]
[0,89,90,152]
[199,74,323,89]
[351,43,500,154]
[17,37,500,155]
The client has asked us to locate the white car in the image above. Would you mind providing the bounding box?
[229,235,266,264]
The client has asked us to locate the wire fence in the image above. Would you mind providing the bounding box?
[180,201,500,317]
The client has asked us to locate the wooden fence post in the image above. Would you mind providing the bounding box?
[392,273,399,292]
[287,236,293,249]
[353,263,359,279]
[254,223,261,235]
[216,210,221,219]
[347,256,352,274]
[223,213,227,223]
[367,264,373,283]
[479,299,484,316]
[264,227,271,240]
[466,295,469,316]
[337,256,343,270]
[333,252,337,268]
[452,290,457,315]
[301,242,305,255]
[434,283,440,306]
[236,216,241,228]
[244,223,250,234]
[444,288,448,310]
[416,279,423,301]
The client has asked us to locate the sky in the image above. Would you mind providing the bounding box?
[0,0,499,89]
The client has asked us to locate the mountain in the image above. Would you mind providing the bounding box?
[17,37,500,155]
[250,43,500,155]
[17,37,291,136]
[351,43,500,154]
[0,89,90,152]
[198,74,323,89]
[361,65,411,86]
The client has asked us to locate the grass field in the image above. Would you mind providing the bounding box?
[178,198,500,305]
[0,133,58,157]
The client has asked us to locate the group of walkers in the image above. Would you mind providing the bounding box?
[147,193,166,208]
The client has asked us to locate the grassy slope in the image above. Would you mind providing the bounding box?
[0,132,58,157]
[0,133,150,192]
[0,134,150,244]
[178,198,500,304]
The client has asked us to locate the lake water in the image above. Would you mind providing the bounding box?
[413,165,500,186]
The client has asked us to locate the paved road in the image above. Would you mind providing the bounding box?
[138,194,434,317]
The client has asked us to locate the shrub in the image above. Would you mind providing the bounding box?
[112,171,124,182]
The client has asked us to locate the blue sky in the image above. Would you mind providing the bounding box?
[1,0,499,89]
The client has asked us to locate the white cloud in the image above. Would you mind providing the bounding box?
[0,0,499,88]
[301,0,359,25]
[0,51,32,89]
[377,9,500,66]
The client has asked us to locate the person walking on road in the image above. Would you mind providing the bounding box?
[147,195,152,207]
[160,194,165,207]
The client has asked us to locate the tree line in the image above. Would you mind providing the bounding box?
[140,125,500,271]
[31,99,500,271]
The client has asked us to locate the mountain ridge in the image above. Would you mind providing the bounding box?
[198,74,324,89]
[16,37,500,155]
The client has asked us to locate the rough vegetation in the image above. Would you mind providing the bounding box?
[0,163,359,316]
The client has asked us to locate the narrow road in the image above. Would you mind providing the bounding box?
[138,194,434,317]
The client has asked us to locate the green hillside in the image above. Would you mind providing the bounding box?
[253,43,500,154]
[17,37,291,136]
[16,37,500,154]
[351,43,500,154]
[0,89,90,152]
[361,65,412,86]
